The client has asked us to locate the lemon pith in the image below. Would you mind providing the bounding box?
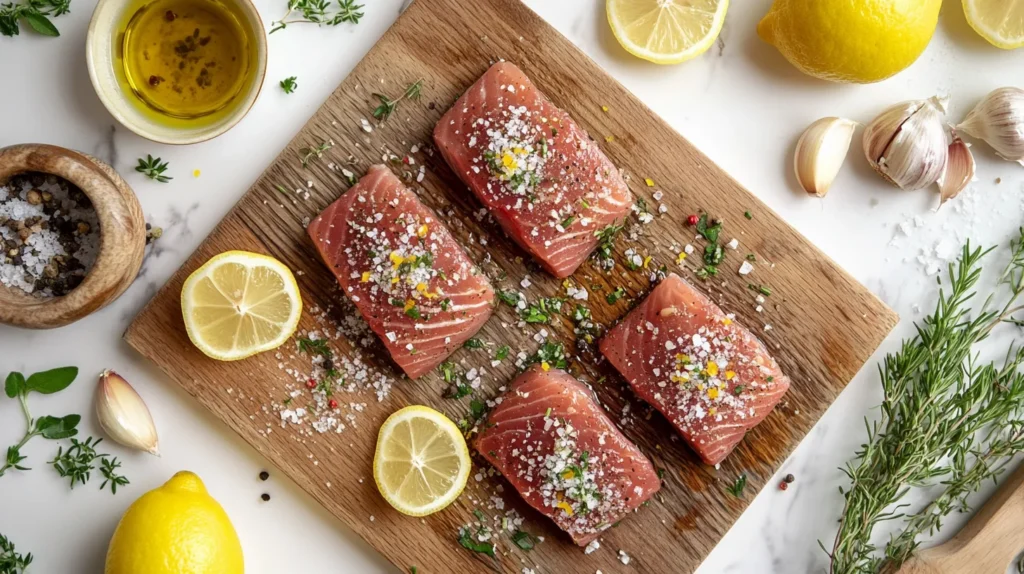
[181,250,302,361]
[373,405,471,517]
[963,0,1024,49]
[105,471,243,574]
[757,0,941,84]
[606,0,729,65]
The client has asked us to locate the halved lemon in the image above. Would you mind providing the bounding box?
[963,0,1024,49]
[373,405,471,516]
[181,251,302,361]
[607,0,729,65]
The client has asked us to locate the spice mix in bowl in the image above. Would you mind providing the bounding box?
[0,144,146,329]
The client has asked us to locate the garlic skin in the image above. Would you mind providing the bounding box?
[956,87,1024,164]
[96,370,160,455]
[938,133,976,207]
[793,117,858,197]
[863,96,949,191]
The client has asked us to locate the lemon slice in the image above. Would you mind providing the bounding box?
[181,251,302,361]
[963,0,1024,49]
[607,0,729,65]
[373,405,471,516]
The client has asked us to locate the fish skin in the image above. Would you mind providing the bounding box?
[307,165,494,379]
[600,274,790,466]
[475,365,661,546]
[434,61,632,278]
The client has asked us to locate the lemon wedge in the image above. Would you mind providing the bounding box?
[373,405,471,516]
[963,0,1024,50]
[606,0,729,65]
[181,251,302,361]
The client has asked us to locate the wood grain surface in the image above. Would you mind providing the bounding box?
[124,0,898,572]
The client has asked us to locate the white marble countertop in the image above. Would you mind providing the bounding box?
[2,1,1023,572]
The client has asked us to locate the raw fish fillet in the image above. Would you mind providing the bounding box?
[306,165,494,379]
[434,62,632,278]
[599,274,790,465]
[475,365,660,545]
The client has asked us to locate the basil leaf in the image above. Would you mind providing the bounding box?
[25,366,78,394]
[24,12,59,37]
[5,372,25,398]
[37,414,81,439]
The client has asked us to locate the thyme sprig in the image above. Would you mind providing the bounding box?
[135,155,172,183]
[0,533,32,574]
[827,228,1024,574]
[372,80,423,122]
[49,436,129,494]
[300,140,333,168]
[269,0,363,33]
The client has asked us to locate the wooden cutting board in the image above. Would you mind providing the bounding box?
[124,0,898,571]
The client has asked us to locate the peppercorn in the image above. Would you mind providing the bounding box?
[306,379,317,389]
[779,481,788,491]
[328,399,338,409]
[25,189,42,205]
[259,471,269,481]
[261,493,270,501]
[687,214,699,226]
[784,474,795,483]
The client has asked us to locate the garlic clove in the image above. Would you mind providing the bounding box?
[956,87,1024,163]
[937,133,976,207]
[863,96,950,191]
[96,370,160,455]
[793,117,858,197]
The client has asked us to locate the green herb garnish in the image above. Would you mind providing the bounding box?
[593,222,624,263]
[495,345,510,361]
[522,297,565,324]
[135,155,172,183]
[0,0,70,37]
[606,287,626,304]
[748,283,772,297]
[49,436,129,494]
[280,76,298,94]
[744,211,753,220]
[511,530,537,551]
[372,80,423,122]
[525,342,568,370]
[464,338,484,349]
[457,527,495,557]
[300,140,332,168]
[2,367,80,478]
[695,214,721,243]
[497,290,521,307]
[0,533,32,573]
[297,337,331,357]
[269,0,363,33]
[726,473,746,497]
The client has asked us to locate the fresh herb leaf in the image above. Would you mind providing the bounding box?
[372,80,424,122]
[297,337,331,357]
[457,527,495,557]
[48,436,127,494]
[703,244,724,267]
[269,0,363,33]
[99,456,129,494]
[524,342,568,370]
[495,345,510,361]
[747,283,772,297]
[4,372,24,399]
[35,414,80,440]
[511,530,537,551]
[593,222,624,264]
[135,155,172,183]
[0,0,70,38]
[469,399,486,420]
[695,214,721,244]
[726,473,746,497]
[496,290,521,307]
[25,366,78,394]
[464,338,484,349]
[522,297,565,324]
[280,76,298,94]
[744,210,753,220]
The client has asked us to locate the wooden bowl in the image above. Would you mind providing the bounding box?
[0,144,146,329]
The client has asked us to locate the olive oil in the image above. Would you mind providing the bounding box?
[119,0,256,122]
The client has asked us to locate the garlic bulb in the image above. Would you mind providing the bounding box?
[793,117,858,197]
[938,133,976,207]
[956,87,1024,164]
[96,370,160,455]
[863,96,949,191]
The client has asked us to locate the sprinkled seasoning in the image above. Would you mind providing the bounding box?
[0,173,100,297]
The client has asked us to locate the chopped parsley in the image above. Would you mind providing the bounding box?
[464,338,485,349]
[593,222,624,268]
[606,287,626,304]
[280,76,298,94]
[495,345,510,361]
[746,253,757,262]
[496,290,521,307]
[704,243,724,266]
[744,210,753,220]
[404,305,422,320]
[748,283,772,297]
[524,341,568,370]
[511,530,537,551]
[297,337,330,357]
[572,304,600,345]
[457,527,495,557]
[440,298,452,311]
[522,297,565,324]
[695,214,722,243]
[469,398,486,420]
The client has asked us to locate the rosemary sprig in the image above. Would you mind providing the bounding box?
[827,228,1024,574]
[269,0,363,34]
[725,473,747,498]
[300,140,332,168]
[0,0,70,37]
[372,80,423,122]
[135,155,172,183]
[0,533,32,574]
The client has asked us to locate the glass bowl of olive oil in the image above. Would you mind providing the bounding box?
[87,0,266,144]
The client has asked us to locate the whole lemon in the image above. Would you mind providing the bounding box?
[105,471,243,574]
[757,0,941,83]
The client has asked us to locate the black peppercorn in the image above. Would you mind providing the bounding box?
[261,493,270,501]
[259,471,269,481]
